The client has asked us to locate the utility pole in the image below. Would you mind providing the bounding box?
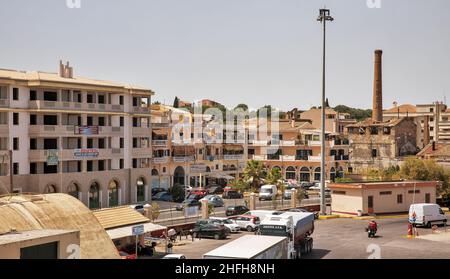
[317,8,334,215]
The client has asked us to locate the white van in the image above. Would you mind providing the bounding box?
[409,203,447,227]
[259,185,278,201]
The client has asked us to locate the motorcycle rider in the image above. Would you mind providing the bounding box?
[368,220,378,237]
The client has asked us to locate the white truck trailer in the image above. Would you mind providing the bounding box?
[258,211,315,259]
[203,235,288,259]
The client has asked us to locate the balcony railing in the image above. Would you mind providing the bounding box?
[132,127,151,135]
[153,157,170,164]
[132,106,150,113]
[223,154,244,160]
[173,156,195,163]
[152,123,170,128]
[152,140,168,146]
[0,99,8,107]
[308,155,335,162]
[0,124,9,134]
[29,100,124,112]
[132,148,153,157]
[28,148,123,161]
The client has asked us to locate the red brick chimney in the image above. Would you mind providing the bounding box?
[372,50,383,122]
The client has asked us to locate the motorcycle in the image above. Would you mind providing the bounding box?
[365,221,378,238]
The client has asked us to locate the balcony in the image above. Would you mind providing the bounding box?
[132,127,151,135]
[0,99,8,107]
[29,100,124,112]
[173,156,195,163]
[132,106,150,113]
[152,123,170,128]
[153,157,170,164]
[152,140,168,147]
[223,154,244,161]
[132,148,152,157]
[280,140,296,146]
[308,141,322,147]
[98,126,123,135]
[308,156,335,162]
[28,148,123,161]
[249,140,268,146]
[29,125,75,136]
[0,124,8,135]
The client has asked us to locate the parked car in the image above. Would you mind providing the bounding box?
[222,189,244,199]
[259,185,278,201]
[229,215,260,232]
[119,251,136,260]
[200,195,225,207]
[152,191,173,202]
[184,185,193,193]
[409,203,447,227]
[162,254,186,259]
[175,198,201,211]
[210,217,240,233]
[129,204,145,214]
[191,188,208,198]
[300,182,316,190]
[225,205,249,216]
[192,219,228,239]
[208,186,224,195]
[283,188,309,200]
[151,187,166,197]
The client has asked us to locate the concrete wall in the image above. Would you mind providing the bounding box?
[0,230,80,259]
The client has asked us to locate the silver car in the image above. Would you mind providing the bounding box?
[200,195,225,207]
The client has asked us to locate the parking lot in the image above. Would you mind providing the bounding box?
[167,217,450,259]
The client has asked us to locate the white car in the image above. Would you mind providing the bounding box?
[209,217,240,233]
[231,215,260,232]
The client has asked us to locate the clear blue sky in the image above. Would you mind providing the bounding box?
[0,0,449,111]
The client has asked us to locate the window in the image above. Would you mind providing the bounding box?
[98,160,105,171]
[13,163,19,175]
[43,115,57,125]
[13,113,19,125]
[13,138,19,150]
[87,94,94,104]
[30,90,37,101]
[133,138,138,148]
[133,159,138,168]
[87,138,93,148]
[87,161,93,172]
[430,127,434,131]
[98,95,105,104]
[119,96,124,105]
[397,194,403,204]
[133,118,138,127]
[163,167,167,173]
[383,127,391,135]
[371,149,378,158]
[120,117,124,127]
[87,117,93,126]
[370,127,378,135]
[30,163,37,174]
[408,190,420,194]
[44,139,57,149]
[430,117,434,122]
[43,91,57,101]
[98,117,105,126]
[13,88,19,100]
[30,138,37,150]
[30,114,37,125]
[119,159,124,169]
[98,138,105,149]
[430,108,434,113]
[380,191,392,195]
[133,97,138,107]
[120,138,124,149]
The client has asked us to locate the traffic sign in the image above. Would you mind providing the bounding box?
[132,224,145,236]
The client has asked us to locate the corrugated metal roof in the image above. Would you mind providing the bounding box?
[92,206,150,230]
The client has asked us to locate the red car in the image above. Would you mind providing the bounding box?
[191,188,207,198]
[119,251,137,260]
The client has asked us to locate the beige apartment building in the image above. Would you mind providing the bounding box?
[248,119,350,182]
[0,62,154,209]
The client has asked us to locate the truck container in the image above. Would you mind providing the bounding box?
[203,235,288,259]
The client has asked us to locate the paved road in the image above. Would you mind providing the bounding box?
[168,217,450,259]
[303,217,450,259]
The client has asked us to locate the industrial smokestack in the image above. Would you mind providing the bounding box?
[372,50,383,122]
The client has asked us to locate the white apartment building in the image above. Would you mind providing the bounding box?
[0,62,154,209]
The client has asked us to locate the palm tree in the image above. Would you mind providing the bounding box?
[266,168,285,206]
[243,160,266,190]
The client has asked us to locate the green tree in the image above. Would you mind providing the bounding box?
[229,179,249,193]
[334,105,372,121]
[243,160,266,190]
[173,96,180,108]
[400,158,450,195]
[146,202,161,221]
[266,168,285,206]
[168,184,185,202]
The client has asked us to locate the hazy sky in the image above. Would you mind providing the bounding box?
[0,0,449,111]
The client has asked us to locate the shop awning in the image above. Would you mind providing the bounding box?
[106,222,167,240]
[208,173,235,180]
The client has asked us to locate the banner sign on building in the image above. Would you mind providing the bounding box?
[74,149,99,158]
[46,150,59,166]
[190,164,207,173]
[75,126,99,135]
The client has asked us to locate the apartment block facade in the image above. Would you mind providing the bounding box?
[0,62,154,209]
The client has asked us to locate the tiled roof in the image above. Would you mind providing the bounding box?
[384,104,417,113]
[92,206,150,230]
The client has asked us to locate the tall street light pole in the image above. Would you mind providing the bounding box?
[317,9,333,216]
